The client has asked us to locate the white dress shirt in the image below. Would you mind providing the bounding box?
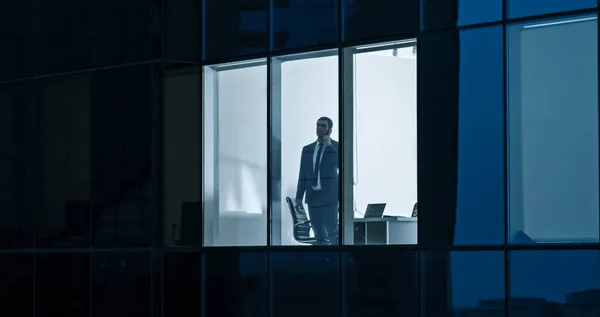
[312,141,326,190]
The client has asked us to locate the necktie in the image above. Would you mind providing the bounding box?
[312,143,324,187]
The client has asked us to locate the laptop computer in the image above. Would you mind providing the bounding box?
[364,203,386,218]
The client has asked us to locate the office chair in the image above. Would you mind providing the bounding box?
[285,197,317,245]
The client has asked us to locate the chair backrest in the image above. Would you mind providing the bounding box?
[285,197,312,241]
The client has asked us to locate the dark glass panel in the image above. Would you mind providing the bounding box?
[272,0,338,50]
[0,0,34,81]
[0,81,34,249]
[90,64,157,247]
[91,252,152,317]
[90,0,153,66]
[507,0,596,19]
[422,251,505,316]
[204,0,268,60]
[35,0,90,75]
[0,254,33,317]
[421,0,502,30]
[455,26,504,245]
[164,251,202,316]
[271,251,339,317]
[204,251,268,317]
[35,252,90,317]
[165,0,201,62]
[35,73,93,248]
[343,250,418,316]
[510,250,600,316]
[344,0,418,42]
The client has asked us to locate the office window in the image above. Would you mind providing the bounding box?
[35,73,93,249]
[164,252,202,316]
[270,251,339,317]
[421,0,502,30]
[165,67,202,248]
[0,0,34,81]
[510,250,600,316]
[270,50,339,246]
[343,0,418,41]
[165,0,201,62]
[455,26,504,245]
[422,251,505,316]
[204,0,268,60]
[35,253,90,317]
[0,254,33,317]
[204,251,268,317]
[90,0,153,67]
[507,0,596,19]
[343,251,419,316]
[507,15,599,244]
[0,82,34,249]
[271,0,338,51]
[341,40,418,246]
[203,59,268,246]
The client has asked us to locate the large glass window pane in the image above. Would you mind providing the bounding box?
[36,253,90,317]
[422,251,505,316]
[507,15,599,244]
[0,254,33,317]
[271,0,338,51]
[343,0,418,41]
[343,251,418,316]
[341,40,418,246]
[165,0,201,62]
[204,0,268,60]
[0,0,34,81]
[455,26,504,245]
[510,250,600,315]
[0,81,34,249]
[204,251,267,317]
[164,252,202,316]
[422,0,502,30]
[271,251,339,317]
[270,50,339,246]
[203,60,267,246]
[508,0,596,19]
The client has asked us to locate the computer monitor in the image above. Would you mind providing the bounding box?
[364,203,386,218]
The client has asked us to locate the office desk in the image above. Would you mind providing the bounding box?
[354,217,417,245]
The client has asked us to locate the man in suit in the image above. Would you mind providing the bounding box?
[295,117,339,245]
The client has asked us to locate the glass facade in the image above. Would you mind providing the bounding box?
[1,0,600,316]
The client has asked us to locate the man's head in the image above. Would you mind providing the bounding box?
[316,117,333,138]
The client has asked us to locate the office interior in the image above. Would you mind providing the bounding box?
[200,40,418,247]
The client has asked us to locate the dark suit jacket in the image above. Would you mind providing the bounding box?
[296,140,339,205]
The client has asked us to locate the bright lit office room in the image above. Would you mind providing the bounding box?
[201,39,418,247]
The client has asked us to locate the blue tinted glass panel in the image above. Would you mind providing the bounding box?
[204,0,268,60]
[510,250,600,315]
[343,251,419,316]
[344,0,418,41]
[508,0,596,19]
[455,26,504,245]
[458,0,502,26]
[272,0,338,50]
[271,252,339,317]
[507,15,599,244]
[204,251,268,317]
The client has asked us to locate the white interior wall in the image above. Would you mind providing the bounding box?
[509,17,599,242]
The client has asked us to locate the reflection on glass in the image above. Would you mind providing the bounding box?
[455,26,504,245]
[510,250,600,316]
[36,253,90,317]
[164,252,202,316]
[204,0,268,60]
[507,15,599,244]
[507,0,596,19]
[271,50,339,246]
[204,251,267,317]
[203,59,268,246]
[343,0,418,41]
[343,251,419,316]
[457,0,502,26]
[270,252,339,317]
[0,254,33,317]
[344,41,418,245]
[271,0,338,50]
[0,82,34,249]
